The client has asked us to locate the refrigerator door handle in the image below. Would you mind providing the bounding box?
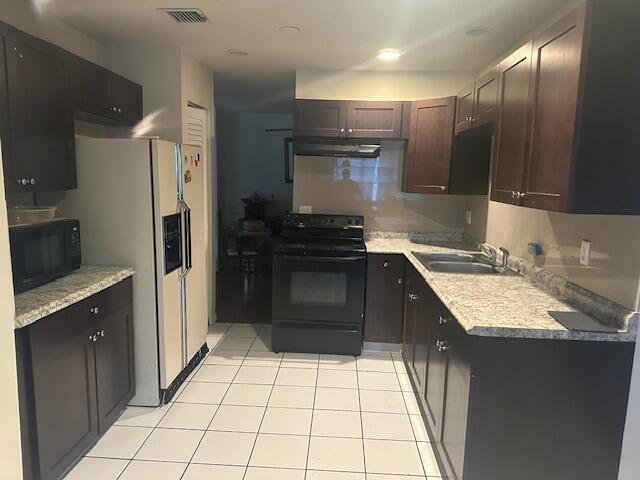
[178,199,192,277]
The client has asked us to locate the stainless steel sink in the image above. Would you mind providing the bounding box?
[426,261,497,274]
[414,252,490,264]
[412,251,514,275]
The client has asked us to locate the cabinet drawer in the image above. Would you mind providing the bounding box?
[85,277,133,322]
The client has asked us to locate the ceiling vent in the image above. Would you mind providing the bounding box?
[161,8,210,23]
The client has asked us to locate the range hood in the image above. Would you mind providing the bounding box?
[294,137,381,158]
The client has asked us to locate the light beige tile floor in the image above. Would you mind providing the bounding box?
[64,323,443,479]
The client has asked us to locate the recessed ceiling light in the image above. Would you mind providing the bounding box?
[279,25,301,33]
[227,49,249,56]
[378,48,401,61]
[465,27,493,36]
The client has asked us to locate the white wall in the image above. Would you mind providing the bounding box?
[296,69,473,101]
[217,111,293,228]
[0,141,22,480]
[180,52,217,323]
[0,0,103,64]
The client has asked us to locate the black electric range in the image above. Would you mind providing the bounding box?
[272,214,366,356]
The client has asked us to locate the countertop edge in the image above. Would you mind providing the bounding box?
[367,240,638,343]
[14,266,136,330]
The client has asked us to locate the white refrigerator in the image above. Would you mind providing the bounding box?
[58,137,208,406]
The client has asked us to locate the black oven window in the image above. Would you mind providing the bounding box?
[290,272,347,307]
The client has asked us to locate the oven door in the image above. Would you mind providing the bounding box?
[273,253,366,325]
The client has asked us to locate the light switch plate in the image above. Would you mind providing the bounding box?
[465,210,472,225]
[579,239,591,266]
[299,205,312,214]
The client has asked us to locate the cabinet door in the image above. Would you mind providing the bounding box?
[402,264,419,364]
[107,73,143,126]
[491,42,533,205]
[403,96,456,194]
[441,318,472,480]
[94,280,135,433]
[454,84,474,134]
[29,301,98,480]
[521,4,586,212]
[4,31,76,192]
[412,279,430,392]
[424,306,448,440]
[473,68,498,127]
[364,254,405,343]
[346,101,403,138]
[294,100,347,137]
[67,56,109,117]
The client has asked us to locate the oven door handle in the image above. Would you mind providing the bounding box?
[276,255,365,263]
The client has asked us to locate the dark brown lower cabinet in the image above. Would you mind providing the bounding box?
[364,254,405,343]
[16,278,134,480]
[402,268,634,480]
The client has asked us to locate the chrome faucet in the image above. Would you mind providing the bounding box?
[480,244,497,266]
[499,247,510,271]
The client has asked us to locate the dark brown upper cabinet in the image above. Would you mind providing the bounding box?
[293,99,404,138]
[66,56,109,118]
[402,96,456,194]
[1,29,76,193]
[346,101,403,138]
[455,68,497,135]
[294,100,347,137]
[454,84,474,134]
[105,72,143,126]
[491,41,533,205]
[492,0,640,214]
[0,21,143,193]
[67,56,143,127]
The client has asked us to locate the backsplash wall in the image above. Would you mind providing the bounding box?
[465,196,640,311]
[293,141,466,233]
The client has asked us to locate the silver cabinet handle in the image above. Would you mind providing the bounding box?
[117,107,122,113]
[409,293,419,301]
[383,261,389,268]
[89,334,98,342]
[20,178,28,186]
[397,277,403,285]
[518,192,526,199]
[340,128,345,134]
[90,307,100,315]
[100,330,105,337]
[436,339,451,352]
[440,186,446,191]
[30,178,35,185]
[438,315,448,325]
[511,191,517,199]
[348,128,353,134]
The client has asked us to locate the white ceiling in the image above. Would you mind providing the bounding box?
[38,0,575,112]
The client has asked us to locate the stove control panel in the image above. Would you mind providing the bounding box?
[284,214,364,229]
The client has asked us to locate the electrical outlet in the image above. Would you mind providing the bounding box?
[465,210,472,225]
[579,239,591,266]
[299,205,312,214]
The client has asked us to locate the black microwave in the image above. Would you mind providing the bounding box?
[9,219,81,294]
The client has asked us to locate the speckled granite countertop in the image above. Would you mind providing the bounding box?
[14,265,135,329]
[366,238,638,342]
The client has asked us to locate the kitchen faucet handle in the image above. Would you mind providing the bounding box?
[481,244,497,264]
[499,247,510,270]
